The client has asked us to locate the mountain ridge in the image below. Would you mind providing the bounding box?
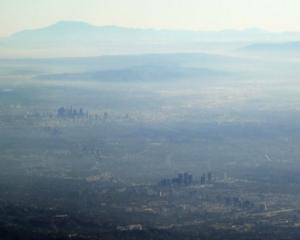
[4,21,272,38]
[3,20,300,41]
[1,21,300,57]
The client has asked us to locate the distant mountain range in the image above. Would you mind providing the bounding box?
[3,21,300,44]
[1,21,300,57]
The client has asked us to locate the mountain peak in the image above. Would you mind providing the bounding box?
[46,20,97,30]
[53,20,95,27]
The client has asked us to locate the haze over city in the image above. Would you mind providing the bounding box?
[1,1,300,240]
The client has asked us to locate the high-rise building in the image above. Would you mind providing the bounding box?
[200,174,206,185]
[183,172,193,186]
[178,173,184,185]
[207,172,212,183]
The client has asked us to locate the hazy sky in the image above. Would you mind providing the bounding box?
[1,0,300,37]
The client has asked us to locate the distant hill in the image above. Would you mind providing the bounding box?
[242,41,300,52]
[1,21,300,57]
[36,65,228,82]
